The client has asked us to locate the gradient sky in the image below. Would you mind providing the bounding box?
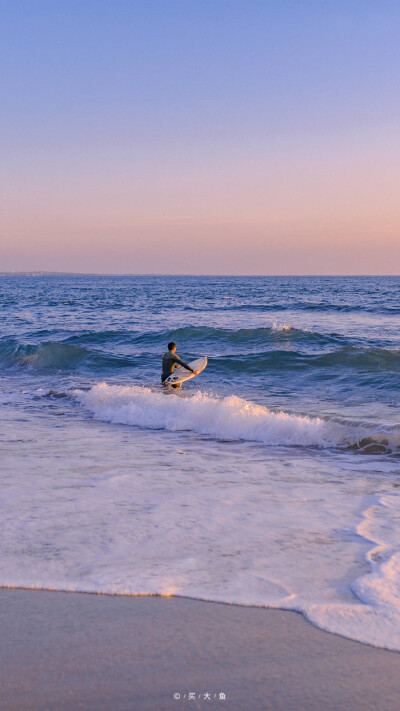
[1,0,400,274]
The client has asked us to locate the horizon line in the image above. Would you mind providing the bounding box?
[0,271,399,278]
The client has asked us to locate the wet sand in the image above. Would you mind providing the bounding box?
[1,589,400,711]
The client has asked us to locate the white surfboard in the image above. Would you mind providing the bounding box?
[165,356,207,387]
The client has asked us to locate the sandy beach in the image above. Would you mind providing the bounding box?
[1,589,399,711]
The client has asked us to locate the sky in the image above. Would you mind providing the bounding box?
[1,0,400,274]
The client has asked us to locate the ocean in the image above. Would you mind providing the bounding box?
[1,274,400,650]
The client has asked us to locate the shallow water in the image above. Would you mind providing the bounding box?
[1,275,400,649]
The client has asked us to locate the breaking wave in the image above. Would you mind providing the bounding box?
[73,384,400,453]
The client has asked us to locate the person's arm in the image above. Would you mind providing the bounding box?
[174,354,198,375]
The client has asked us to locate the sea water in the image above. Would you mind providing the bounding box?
[1,275,400,649]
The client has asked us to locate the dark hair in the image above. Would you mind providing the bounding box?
[168,342,176,351]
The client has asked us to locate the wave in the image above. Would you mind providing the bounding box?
[181,302,400,314]
[59,328,399,371]
[213,346,400,373]
[73,384,400,453]
[1,333,400,375]
[0,327,342,375]
[0,340,134,371]
[63,324,342,348]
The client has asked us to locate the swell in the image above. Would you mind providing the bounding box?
[215,347,400,373]
[0,339,135,371]
[63,325,344,348]
[1,333,400,374]
[181,303,400,314]
[2,299,399,314]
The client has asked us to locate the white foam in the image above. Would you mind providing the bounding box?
[271,321,292,332]
[2,385,400,652]
[306,495,400,650]
[73,383,348,448]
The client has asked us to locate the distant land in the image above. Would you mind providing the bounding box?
[0,271,83,277]
[0,271,138,277]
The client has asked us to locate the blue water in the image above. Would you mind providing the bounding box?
[1,275,400,649]
[2,274,400,420]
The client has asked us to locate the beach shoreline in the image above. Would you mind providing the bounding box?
[1,589,400,711]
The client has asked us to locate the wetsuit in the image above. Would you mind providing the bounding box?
[161,352,194,384]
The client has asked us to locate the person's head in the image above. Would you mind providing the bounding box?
[168,341,176,354]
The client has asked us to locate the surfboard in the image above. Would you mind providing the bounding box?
[165,356,207,387]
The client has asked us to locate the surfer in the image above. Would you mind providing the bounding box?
[161,342,199,385]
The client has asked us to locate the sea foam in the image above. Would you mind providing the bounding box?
[306,494,400,651]
[74,383,351,448]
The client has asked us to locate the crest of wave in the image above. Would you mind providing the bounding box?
[271,321,292,332]
[74,383,349,448]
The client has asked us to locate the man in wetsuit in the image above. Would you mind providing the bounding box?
[161,342,199,386]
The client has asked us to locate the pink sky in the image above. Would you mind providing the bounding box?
[1,3,399,274]
[2,125,399,274]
